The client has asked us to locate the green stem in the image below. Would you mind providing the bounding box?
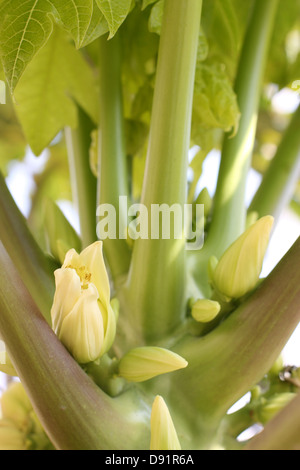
[97,33,131,282]
[0,172,56,324]
[221,405,255,441]
[190,0,279,293]
[244,392,300,450]
[0,243,150,450]
[249,104,300,220]
[123,0,202,343]
[65,106,97,249]
[163,236,300,443]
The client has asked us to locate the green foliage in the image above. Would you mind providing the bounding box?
[0,0,299,452]
[95,0,133,38]
[13,27,99,155]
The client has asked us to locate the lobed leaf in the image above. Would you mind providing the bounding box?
[0,0,94,92]
[51,0,94,48]
[0,0,54,92]
[13,27,99,155]
[80,0,109,47]
[95,0,132,38]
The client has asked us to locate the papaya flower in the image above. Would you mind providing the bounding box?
[51,241,117,364]
[212,215,274,299]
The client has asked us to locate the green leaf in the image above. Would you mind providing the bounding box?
[192,64,240,144]
[13,27,99,155]
[95,0,132,38]
[201,0,251,80]
[142,0,158,10]
[148,0,164,35]
[0,0,54,92]
[0,0,94,92]
[50,0,94,48]
[80,0,109,47]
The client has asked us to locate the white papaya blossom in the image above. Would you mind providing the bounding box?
[51,241,117,364]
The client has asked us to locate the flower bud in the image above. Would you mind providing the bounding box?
[212,215,274,298]
[51,241,117,363]
[118,347,188,382]
[256,393,296,425]
[191,299,221,323]
[150,396,181,450]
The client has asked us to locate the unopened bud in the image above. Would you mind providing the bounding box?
[191,299,221,323]
[150,396,181,450]
[212,216,274,298]
[256,393,296,425]
[51,241,116,363]
[118,347,188,382]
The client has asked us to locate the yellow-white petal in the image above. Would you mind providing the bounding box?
[59,284,104,364]
[79,241,111,308]
[62,247,81,268]
[150,396,181,450]
[51,268,81,335]
[99,302,117,356]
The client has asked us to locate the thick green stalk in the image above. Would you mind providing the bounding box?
[0,172,55,323]
[65,106,97,248]
[245,391,300,450]
[249,104,300,220]
[97,34,131,282]
[207,0,279,252]
[159,236,300,447]
[190,0,279,293]
[123,0,202,343]
[0,243,150,450]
